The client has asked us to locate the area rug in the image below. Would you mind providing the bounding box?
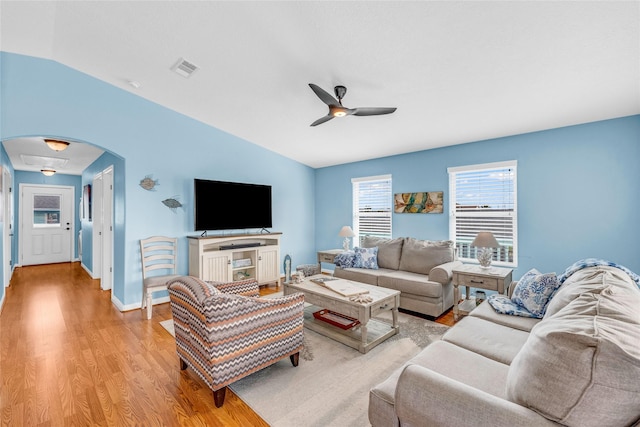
[159,297,448,426]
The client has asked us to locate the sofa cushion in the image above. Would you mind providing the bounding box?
[378,270,444,298]
[333,267,394,286]
[398,238,455,275]
[369,340,511,427]
[410,340,511,399]
[506,286,640,427]
[362,236,404,270]
[442,316,530,365]
[353,246,379,269]
[511,269,560,318]
[470,300,541,333]
[544,265,637,318]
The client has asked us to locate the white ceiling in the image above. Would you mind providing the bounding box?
[3,137,104,175]
[1,1,639,170]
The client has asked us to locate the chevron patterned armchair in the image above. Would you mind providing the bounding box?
[167,276,305,407]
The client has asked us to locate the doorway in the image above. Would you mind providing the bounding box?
[3,168,13,286]
[19,184,74,266]
[92,166,114,291]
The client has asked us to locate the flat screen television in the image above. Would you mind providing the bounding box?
[194,179,272,231]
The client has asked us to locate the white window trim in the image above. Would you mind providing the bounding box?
[448,161,518,268]
[352,174,392,245]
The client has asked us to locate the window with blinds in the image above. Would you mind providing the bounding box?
[448,161,517,267]
[352,175,392,245]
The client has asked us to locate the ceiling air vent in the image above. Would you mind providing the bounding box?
[172,57,199,78]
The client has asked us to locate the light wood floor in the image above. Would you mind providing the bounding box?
[0,262,453,426]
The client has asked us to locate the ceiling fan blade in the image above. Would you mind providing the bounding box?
[309,83,339,106]
[351,107,397,116]
[310,115,334,127]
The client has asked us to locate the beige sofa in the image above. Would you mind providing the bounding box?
[369,265,640,427]
[333,236,462,318]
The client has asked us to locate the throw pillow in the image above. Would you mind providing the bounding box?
[511,269,560,318]
[353,246,379,269]
[333,250,356,268]
[488,294,538,318]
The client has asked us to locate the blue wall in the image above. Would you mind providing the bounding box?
[1,52,316,309]
[81,151,125,301]
[315,115,640,279]
[0,143,13,307]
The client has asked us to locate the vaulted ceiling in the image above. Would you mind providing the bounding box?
[1,1,639,169]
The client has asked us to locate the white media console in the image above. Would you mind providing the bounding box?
[188,232,282,286]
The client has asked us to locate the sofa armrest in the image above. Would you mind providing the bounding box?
[429,260,464,285]
[507,280,518,298]
[395,364,557,427]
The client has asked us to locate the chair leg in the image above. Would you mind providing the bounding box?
[290,352,300,367]
[145,291,153,319]
[213,387,226,408]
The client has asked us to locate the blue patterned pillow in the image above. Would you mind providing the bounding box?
[488,294,538,318]
[353,246,379,269]
[334,250,356,268]
[511,269,560,318]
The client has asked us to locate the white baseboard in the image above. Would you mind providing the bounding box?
[112,294,171,312]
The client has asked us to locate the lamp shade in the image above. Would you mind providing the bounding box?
[41,169,56,176]
[44,139,70,151]
[338,226,356,237]
[471,231,499,248]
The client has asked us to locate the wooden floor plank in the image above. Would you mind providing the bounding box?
[0,262,453,426]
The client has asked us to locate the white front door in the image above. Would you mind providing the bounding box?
[20,184,74,266]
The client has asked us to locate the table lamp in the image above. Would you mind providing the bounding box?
[338,226,356,251]
[471,231,499,269]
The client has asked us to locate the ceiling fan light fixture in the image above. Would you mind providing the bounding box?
[333,110,347,117]
[44,139,70,151]
[41,168,56,176]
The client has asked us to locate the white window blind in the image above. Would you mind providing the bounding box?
[448,161,517,267]
[352,175,392,245]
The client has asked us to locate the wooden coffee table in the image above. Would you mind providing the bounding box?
[284,276,400,354]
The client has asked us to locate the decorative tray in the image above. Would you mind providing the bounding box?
[313,309,360,330]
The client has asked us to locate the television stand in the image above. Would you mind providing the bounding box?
[188,232,282,286]
[219,242,262,250]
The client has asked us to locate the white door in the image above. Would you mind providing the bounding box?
[101,167,114,290]
[3,168,13,286]
[92,173,103,282]
[20,184,74,266]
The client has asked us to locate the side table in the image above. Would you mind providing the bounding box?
[452,264,513,321]
[317,249,343,274]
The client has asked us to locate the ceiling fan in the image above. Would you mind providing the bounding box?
[308,83,397,127]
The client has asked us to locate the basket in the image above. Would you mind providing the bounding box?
[313,309,360,330]
[296,264,319,277]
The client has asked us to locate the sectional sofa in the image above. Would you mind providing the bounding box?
[333,236,462,318]
[368,263,640,427]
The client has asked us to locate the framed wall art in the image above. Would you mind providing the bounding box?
[394,191,443,214]
[82,184,92,221]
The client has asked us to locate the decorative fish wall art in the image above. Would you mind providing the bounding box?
[139,175,159,191]
[162,196,183,212]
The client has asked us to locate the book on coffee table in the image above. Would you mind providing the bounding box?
[311,277,369,297]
